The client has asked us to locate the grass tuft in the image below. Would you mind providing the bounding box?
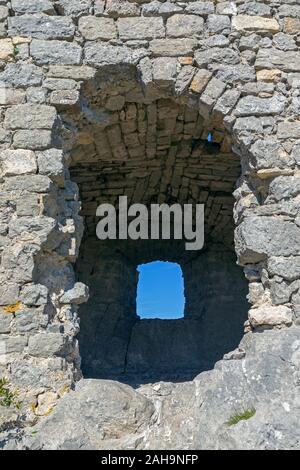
[227,408,256,427]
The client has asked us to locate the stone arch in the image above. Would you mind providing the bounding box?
[56,62,250,380]
[0,3,299,412]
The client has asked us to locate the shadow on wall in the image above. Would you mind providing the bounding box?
[77,240,249,384]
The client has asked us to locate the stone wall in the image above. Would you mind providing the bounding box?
[0,0,299,417]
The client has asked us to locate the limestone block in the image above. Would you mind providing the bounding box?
[238,2,271,17]
[118,17,165,41]
[278,121,300,139]
[13,130,53,150]
[14,308,48,333]
[55,0,92,17]
[166,14,204,38]
[150,38,197,57]
[284,18,300,34]
[236,216,300,264]
[255,49,300,73]
[50,89,80,107]
[0,4,8,20]
[0,39,14,61]
[60,283,89,305]
[105,0,140,18]
[0,283,20,306]
[0,88,26,105]
[152,57,178,88]
[30,40,82,65]
[142,1,182,17]
[190,69,212,94]
[78,17,117,41]
[5,104,57,130]
[249,306,293,328]
[250,139,293,170]
[8,15,75,40]
[9,216,56,244]
[1,335,28,354]
[0,149,37,176]
[216,64,255,83]
[207,14,231,34]
[199,78,226,109]
[84,42,147,67]
[232,15,280,33]
[185,1,214,15]
[20,284,48,306]
[216,2,237,16]
[28,333,66,357]
[37,149,65,185]
[268,176,300,202]
[0,313,11,334]
[47,65,95,81]
[11,0,56,15]
[0,64,43,87]
[195,47,240,68]
[235,96,286,117]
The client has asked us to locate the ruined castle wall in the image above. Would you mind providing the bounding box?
[0,0,299,416]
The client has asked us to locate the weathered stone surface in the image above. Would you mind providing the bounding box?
[0,39,14,61]
[28,333,65,358]
[55,0,92,17]
[249,139,293,170]
[118,17,165,41]
[37,149,65,184]
[105,0,140,18]
[216,65,255,83]
[0,88,25,106]
[268,176,300,202]
[207,14,231,34]
[166,15,204,38]
[249,306,293,328]
[235,96,286,117]
[238,2,271,17]
[185,2,214,16]
[195,47,240,68]
[152,57,178,87]
[236,216,300,263]
[0,3,299,452]
[10,328,300,450]
[47,65,95,81]
[150,39,197,57]
[84,42,147,67]
[190,69,212,94]
[30,40,82,65]
[255,49,300,73]
[268,257,300,282]
[0,149,37,176]
[78,17,117,41]
[0,64,43,87]
[199,78,226,109]
[8,15,75,40]
[20,284,48,306]
[11,0,55,15]
[278,121,300,139]
[284,17,300,34]
[5,105,57,130]
[27,379,155,449]
[13,130,53,150]
[232,15,280,33]
[60,283,89,305]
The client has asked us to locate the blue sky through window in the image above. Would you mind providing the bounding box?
[137,261,185,320]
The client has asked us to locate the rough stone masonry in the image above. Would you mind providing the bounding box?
[0,0,300,450]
